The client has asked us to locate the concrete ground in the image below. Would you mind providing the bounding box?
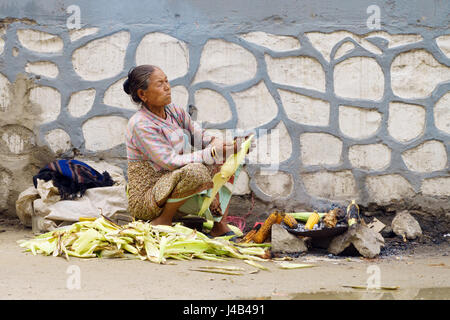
[1,223,449,300]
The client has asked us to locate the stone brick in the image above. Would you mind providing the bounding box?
[265,54,325,92]
[278,89,329,126]
[391,211,422,240]
[300,133,342,166]
[69,27,99,42]
[0,28,4,55]
[434,92,450,134]
[254,170,293,198]
[271,224,308,253]
[391,49,450,99]
[171,86,189,110]
[203,129,234,143]
[103,77,137,111]
[44,128,71,154]
[334,57,384,101]
[366,174,415,204]
[388,102,425,142]
[301,170,357,200]
[232,169,251,195]
[68,89,96,117]
[193,39,257,85]
[334,41,355,60]
[328,224,384,258]
[136,32,189,81]
[401,140,447,173]
[421,177,450,197]
[17,29,63,53]
[0,124,35,155]
[0,72,11,112]
[194,89,232,124]
[348,143,391,171]
[72,31,130,81]
[29,86,61,123]
[339,105,381,139]
[232,81,278,130]
[436,34,450,58]
[306,31,381,62]
[25,61,59,78]
[365,32,422,48]
[239,31,300,51]
[0,169,12,210]
[82,116,128,151]
[248,121,292,164]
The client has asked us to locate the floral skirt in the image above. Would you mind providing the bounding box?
[127,161,239,222]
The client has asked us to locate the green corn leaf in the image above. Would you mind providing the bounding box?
[243,259,269,271]
[276,262,316,269]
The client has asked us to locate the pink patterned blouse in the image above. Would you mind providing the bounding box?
[126,104,214,171]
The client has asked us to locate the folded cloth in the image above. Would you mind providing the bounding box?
[32,159,115,200]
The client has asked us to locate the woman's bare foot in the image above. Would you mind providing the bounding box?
[149,216,172,226]
[209,220,231,237]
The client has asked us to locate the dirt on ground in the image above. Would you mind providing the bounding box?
[1,218,449,300]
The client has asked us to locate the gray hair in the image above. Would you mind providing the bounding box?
[123,65,158,104]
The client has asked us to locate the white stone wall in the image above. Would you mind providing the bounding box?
[0,25,449,216]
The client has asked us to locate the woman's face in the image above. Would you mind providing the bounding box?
[138,68,171,108]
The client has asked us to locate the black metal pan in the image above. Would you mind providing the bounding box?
[282,222,348,238]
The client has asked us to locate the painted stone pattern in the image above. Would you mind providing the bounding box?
[0,3,449,217]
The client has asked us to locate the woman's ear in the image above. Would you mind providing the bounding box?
[137,88,146,102]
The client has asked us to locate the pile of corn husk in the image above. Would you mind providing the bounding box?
[17,216,270,264]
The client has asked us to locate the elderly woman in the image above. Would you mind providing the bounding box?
[124,65,244,237]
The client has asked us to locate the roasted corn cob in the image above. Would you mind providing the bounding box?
[253,212,279,243]
[275,211,284,224]
[323,209,338,228]
[346,200,360,226]
[283,213,298,228]
[242,228,258,243]
[304,211,320,230]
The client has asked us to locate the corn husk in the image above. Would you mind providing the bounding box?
[275,262,316,269]
[199,135,253,216]
[18,216,269,264]
[197,265,245,271]
[243,259,269,271]
[190,268,243,276]
[288,212,326,222]
[202,221,244,237]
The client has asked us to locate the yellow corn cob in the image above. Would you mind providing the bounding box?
[275,211,284,224]
[253,212,279,244]
[242,229,258,243]
[283,213,298,228]
[346,200,360,226]
[304,211,320,230]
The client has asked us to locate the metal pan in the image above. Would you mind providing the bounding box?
[282,223,348,238]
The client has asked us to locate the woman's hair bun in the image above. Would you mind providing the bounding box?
[123,78,131,94]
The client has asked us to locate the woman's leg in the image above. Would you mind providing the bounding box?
[150,198,189,226]
[150,163,213,226]
[209,196,232,236]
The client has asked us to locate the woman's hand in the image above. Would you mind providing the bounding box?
[210,137,237,164]
[233,135,255,154]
